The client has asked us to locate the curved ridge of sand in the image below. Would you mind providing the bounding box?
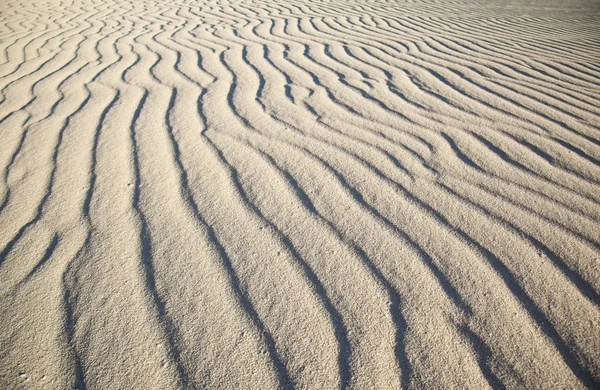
[0,0,599,388]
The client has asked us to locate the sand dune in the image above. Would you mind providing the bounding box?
[1,0,599,388]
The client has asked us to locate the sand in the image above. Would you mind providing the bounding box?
[0,0,599,388]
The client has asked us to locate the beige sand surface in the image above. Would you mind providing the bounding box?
[1,0,599,388]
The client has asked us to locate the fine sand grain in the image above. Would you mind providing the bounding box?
[1,0,599,388]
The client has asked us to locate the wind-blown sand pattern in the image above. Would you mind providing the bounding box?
[1,0,599,388]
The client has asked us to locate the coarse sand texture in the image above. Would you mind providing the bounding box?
[0,0,599,388]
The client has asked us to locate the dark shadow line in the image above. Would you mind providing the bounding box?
[61,233,91,390]
[28,233,60,278]
[0,92,91,266]
[438,183,598,387]
[281,143,473,319]
[204,135,338,390]
[459,325,506,390]
[440,132,486,172]
[128,89,190,390]
[469,132,600,205]
[553,138,600,168]
[163,85,294,389]
[82,90,120,216]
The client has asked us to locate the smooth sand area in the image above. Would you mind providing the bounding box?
[1,0,599,388]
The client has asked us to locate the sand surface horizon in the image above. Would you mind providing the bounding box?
[1,0,599,388]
